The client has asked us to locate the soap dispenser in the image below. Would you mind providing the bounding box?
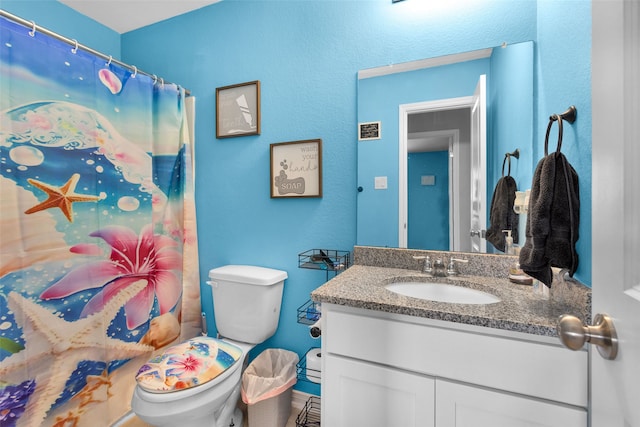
[503,231,533,286]
[502,229,514,255]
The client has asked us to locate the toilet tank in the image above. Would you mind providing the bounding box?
[207,265,287,344]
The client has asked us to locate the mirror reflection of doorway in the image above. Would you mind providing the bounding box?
[407,115,469,251]
[400,75,486,252]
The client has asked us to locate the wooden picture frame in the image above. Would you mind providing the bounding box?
[358,121,381,140]
[216,80,260,138]
[270,139,323,198]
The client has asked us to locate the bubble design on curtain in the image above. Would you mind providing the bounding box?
[0,16,194,427]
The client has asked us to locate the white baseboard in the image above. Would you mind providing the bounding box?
[291,389,318,411]
[111,390,319,426]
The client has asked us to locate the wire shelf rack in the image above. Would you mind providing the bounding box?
[295,395,321,427]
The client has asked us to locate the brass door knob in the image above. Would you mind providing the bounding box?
[558,313,618,360]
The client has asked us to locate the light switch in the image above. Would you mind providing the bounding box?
[421,175,435,186]
[374,176,388,190]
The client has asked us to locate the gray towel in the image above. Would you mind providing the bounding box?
[486,175,519,252]
[519,150,580,286]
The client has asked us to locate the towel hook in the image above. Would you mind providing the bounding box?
[501,149,519,177]
[545,113,564,155]
[502,155,511,177]
[550,105,577,124]
[28,21,36,37]
[545,106,576,155]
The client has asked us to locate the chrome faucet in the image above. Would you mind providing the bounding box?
[414,255,468,277]
[447,257,469,276]
[412,255,432,274]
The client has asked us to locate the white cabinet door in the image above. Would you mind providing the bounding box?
[435,380,586,427]
[323,354,435,427]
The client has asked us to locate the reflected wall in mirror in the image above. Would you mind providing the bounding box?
[357,41,533,254]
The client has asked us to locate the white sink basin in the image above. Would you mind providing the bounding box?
[385,282,500,305]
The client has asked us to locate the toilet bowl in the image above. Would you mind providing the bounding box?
[131,265,287,427]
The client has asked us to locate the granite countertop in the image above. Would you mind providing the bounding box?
[311,263,589,337]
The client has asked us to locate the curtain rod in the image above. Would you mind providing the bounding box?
[0,9,191,95]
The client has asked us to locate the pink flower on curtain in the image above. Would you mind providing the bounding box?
[40,225,182,330]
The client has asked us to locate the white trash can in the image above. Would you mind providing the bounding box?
[241,349,299,427]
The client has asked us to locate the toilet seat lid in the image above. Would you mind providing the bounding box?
[135,336,243,393]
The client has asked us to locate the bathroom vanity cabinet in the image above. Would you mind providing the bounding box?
[321,304,588,427]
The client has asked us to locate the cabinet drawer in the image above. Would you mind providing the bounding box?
[324,307,588,407]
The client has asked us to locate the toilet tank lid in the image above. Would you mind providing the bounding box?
[208,265,288,286]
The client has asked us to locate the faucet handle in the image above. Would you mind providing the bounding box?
[413,255,432,274]
[447,257,469,275]
[424,256,432,274]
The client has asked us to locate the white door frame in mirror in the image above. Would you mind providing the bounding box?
[399,96,473,250]
[470,75,487,253]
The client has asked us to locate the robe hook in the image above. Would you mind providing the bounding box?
[71,39,78,54]
[550,105,577,124]
[28,21,36,37]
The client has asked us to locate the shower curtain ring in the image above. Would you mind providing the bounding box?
[160,78,164,88]
[152,75,158,85]
[28,21,36,37]
[106,55,112,66]
[132,66,137,78]
[71,39,79,54]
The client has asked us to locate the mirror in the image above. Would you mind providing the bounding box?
[356,41,534,253]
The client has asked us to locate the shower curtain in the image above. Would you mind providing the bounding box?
[0,15,201,427]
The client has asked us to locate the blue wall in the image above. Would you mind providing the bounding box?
[488,41,535,194]
[535,0,591,286]
[3,0,593,395]
[408,151,449,250]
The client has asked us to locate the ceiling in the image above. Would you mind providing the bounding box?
[58,0,222,34]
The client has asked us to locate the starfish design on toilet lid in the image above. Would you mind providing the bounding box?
[135,337,243,393]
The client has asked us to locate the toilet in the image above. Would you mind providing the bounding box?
[131,265,288,427]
